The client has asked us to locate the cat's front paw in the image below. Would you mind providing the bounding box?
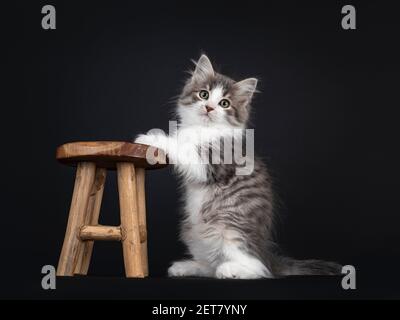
[215,262,265,279]
[135,133,158,147]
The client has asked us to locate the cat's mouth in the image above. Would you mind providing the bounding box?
[202,113,213,121]
[200,111,210,118]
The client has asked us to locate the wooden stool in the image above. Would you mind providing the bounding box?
[56,141,167,278]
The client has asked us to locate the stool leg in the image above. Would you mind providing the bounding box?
[136,168,149,276]
[57,162,96,276]
[74,168,107,275]
[117,163,144,278]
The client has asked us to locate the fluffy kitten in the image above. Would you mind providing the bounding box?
[135,55,341,279]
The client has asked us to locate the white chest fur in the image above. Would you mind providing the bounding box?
[183,183,211,224]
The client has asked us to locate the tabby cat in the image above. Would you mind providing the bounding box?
[135,55,341,279]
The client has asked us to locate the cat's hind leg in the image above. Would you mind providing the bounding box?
[168,259,215,277]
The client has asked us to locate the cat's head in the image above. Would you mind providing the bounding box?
[177,55,257,128]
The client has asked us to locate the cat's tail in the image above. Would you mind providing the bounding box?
[272,255,342,277]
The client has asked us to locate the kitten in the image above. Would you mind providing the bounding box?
[135,55,341,279]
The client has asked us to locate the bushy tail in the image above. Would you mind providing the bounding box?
[272,255,342,277]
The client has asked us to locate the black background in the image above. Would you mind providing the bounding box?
[2,0,400,299]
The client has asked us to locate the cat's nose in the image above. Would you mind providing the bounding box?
[205,105,214,113]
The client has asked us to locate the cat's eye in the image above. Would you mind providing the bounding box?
[219,99,230,108]
[198,90,209,100]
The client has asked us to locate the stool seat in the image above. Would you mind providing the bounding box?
[56,141,167,169]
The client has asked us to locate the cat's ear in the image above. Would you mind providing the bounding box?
[233,78,258,101]
[191,55,214,83]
